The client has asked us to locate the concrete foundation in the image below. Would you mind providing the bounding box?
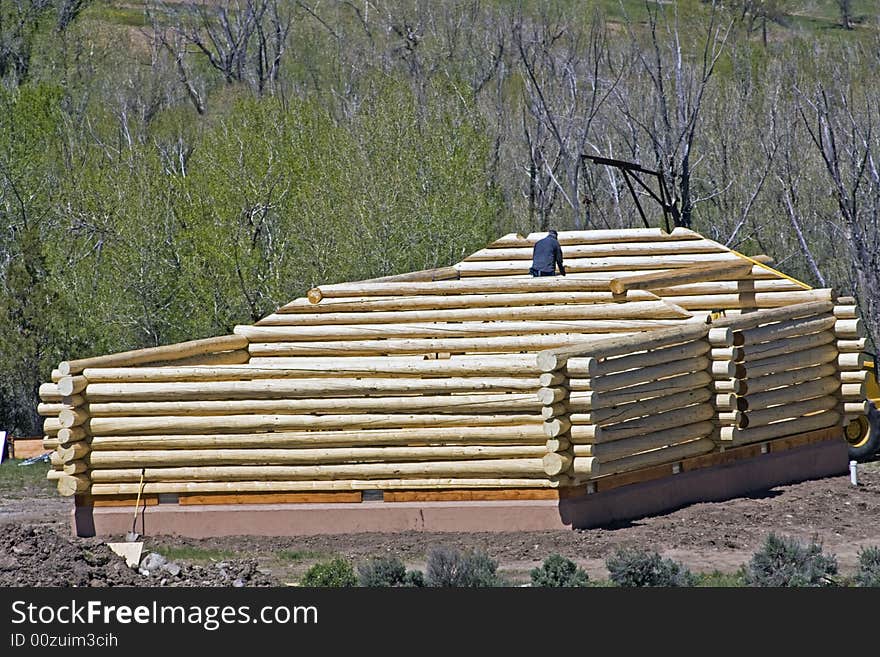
[73,437,849,538]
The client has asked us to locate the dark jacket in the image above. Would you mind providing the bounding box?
[530,234,566,276]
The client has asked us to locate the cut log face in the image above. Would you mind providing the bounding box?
[42,228,839,495]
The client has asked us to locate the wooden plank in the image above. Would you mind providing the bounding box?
[383,488,558,502]
[179,492,363,505]
[90,495,160,508]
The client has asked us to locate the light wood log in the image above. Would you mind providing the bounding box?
[59,408,89,428]
[43,417,60,435]
[58,376,88,396]
[741,344,838,379]
[46,469,64,480]
[735,395,838,429]
[648,278,808,296]
[57,427,88,445]
[88,413,544,436]
[574,371,713,410]
[710,347,740,361]
[91,477,563,495]
[834,319,864,339]
[87,394,544,417]
[833,305,857,319]
[715,393,736,411]
[608,290,834,310]
[51,369,62,382]
[537,387,567,405]
[466,239,727,262]
[736,376,840,412]
[590,389,712,426]
[537,323,710,371]
[539,372,567,387]
[713,299,834,330]
[712,361,745,379]
[568,422,597,442]
[582,340,709,378]
[737,315,836,346]
[49,451,64,467]
[838,353,865,370]
[543,418,572,438]
[58,475,89,496]
[90,425,548,450]
[590,421,714,462]
[836,339,866,353]
[455,252,747,276]
[247,332,659,357]
[739,331,835,363]
[88,445,548,468]
[707,328,734,347]
[609,260,753,295]
[734,363,837,395]
[841,370,868,384]
[593,403,715,442]
[836,296,856,304]
[59,335,248,376]
[37,403,64,416]
[86,377,542,403]
[486,227,702,248]
[588,356,712,392]
[713,379,735,393]
[542,451,573,476]
[572,437,716,477]
[545,438,571,452]
[42,437,60,450]
[351,265,460,285]
[841,383,866,398]
[56,442,90,462]
[541,404,568,420]
[89,459,550,482]
[717,412,737,425]
[845,401,869,415]
[84,356,539,381]
[63,461,87,475]
[151,350,251,367]
[39,383,62,402]
[720,410,840,444]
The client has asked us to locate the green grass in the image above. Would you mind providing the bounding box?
[151,545,240,562]
[276,549,327,562]
[693,569,747,587]
[0,458,55,499]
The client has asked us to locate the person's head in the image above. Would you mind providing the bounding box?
[548,229,558,238]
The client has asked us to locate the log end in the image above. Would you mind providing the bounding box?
[536,351,562,373]
[307,288,324,304]
[58,362,72,377]
[542,451,573,476]
[609,280,626,296]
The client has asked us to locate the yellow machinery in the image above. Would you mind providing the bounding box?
[845,356,880,461]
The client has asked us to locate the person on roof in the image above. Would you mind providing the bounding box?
[529,229,566,277]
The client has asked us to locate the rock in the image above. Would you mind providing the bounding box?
[162,562,181,577]
[140,552,167,573]
[232,578,245,588]
[11,545,31,555]
[0,556,19,571]
[139,568,151,577]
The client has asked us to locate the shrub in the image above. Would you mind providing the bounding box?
[605,547,695,587]
[357,555,425,587]
[300,557,357,587]
[854,546,880,587]
[425,546,500,587]
[745,533,838,587]
[530,554,590,587]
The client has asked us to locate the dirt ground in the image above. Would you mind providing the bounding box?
[2,459,880,586]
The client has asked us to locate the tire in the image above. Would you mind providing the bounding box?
[847,400,880,461]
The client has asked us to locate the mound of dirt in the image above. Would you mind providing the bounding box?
[0,524,275,587]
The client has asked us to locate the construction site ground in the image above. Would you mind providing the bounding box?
[2,457,880,586]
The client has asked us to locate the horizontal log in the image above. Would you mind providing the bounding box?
[543,418,571,438]
[537,323,710,371]
[466,239,727,262]
[712,379,734,393]
[151,350,251,367]
[37,403,64,416]
[539,372,568,387]
[42,437,60,450]
[841,370,868,384]
[736,315,836,346]
[85,377,542,403]
[46,468,64,480]
[739,331,836,363]
[58,376,88,396]
[708,328,735,346]
[734,362,837,396]
[58,474,89,496]
[841,383,866,398]
[275,290,660,316]
[568,423,597,442]
[85,356,539,381]
[541,404,568,420]
[38,383,62,402]
[63,461,87,475]
[590,356,712,393]
[720,410,840,444]
[710,347,739,361]
[736,395,838,429]
[59,407,89,428]
[593,403,715,442]
[572,437,716,477]
[89,459,550,482]
[845,401,869,415]
[89,425,548,450]
[537,387,567,405]
[486,228,702,248]
[88,413,544,436]
[248,332,665,357]
[455,252,746,276]
[59,334,248,375]
[833,305,857,319]
[836,339,866,353]
[90,478,563,495]
[574,371,713,411]
[741,344,838,379]
[712,361,745,379]
[648,278,807,296]
[712,299,834,330]
[51,369,62,383]
[56,442,89,462]
[582,340,709,378]
[545,438,572,452]
[736,376,840,412]
[43,417,60,436]
[834,319,864,339]
[86,393,546,417]
[88,445,548,469]
[591,421,715,462]
[57,427,88,445]
[609,260,753,295]
[591,388,713,426]
[657,290,831,311]
[715,393,736,411]
[838,353,865,370]
[542,451,573,476]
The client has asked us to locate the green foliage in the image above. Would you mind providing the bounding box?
[425,547,502,587]
[692,569,748,587]
[745,533,839,587]
[357,555,425,587]
[605,547,696,587]
[854,546,880,587]
[300,557,358,587]
[530,554,590,588]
